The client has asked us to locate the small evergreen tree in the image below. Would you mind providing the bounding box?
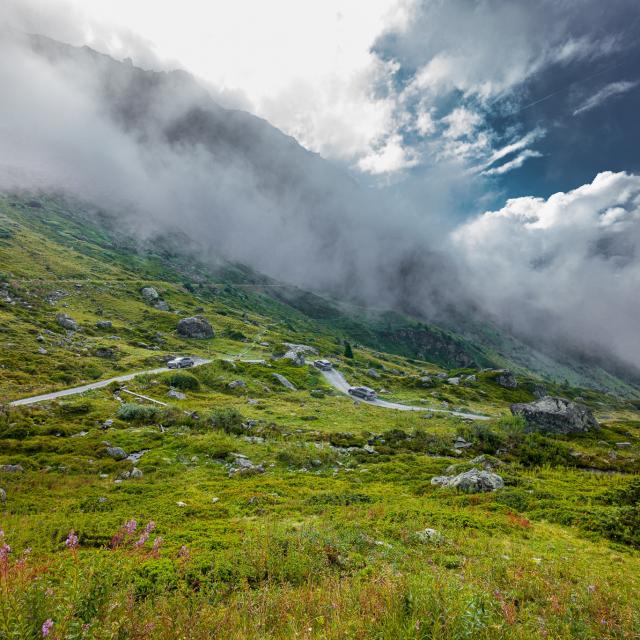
[343,341,354,359]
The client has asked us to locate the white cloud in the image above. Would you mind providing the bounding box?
[573,80,638,116]
[482,149,542,176]
[452,171,640,366]
[442,107,482,139]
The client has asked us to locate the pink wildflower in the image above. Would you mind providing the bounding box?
[134,532,149,548]
[42,619,54,637]
[0,542,11,562]
[144,521,156,534]
[123,519,137,535]
[65,530,79,550]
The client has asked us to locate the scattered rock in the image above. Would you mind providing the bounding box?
[94,347,115,358]
[469,454,503,469]
[533,384,547,399]
[106,447,127,460]
[101,419,114,430]
[56,313,78,331]
[228,454,265,477]
[36,334,45,342]
[414,528,444,544]
[431,468,504,493]
[141,287,159,302]
[272,373,296,391]
[495,370,517,389]
[367,368,381,379]
[447,377,460,385]
[177,316,214,339]
[176,501,187,507]
[37,347,48,355]
[453,436,472,449]
[96,320,113,329]
[228,380,246,389]
[465,374,477,383]
[154,300,170,311]
[211,497,220,504]
[0,464,23,473]
[0,488,6,503]
[616,442,632,448]
[510,396,599,434]
[419,376,434,387]
[363,444,377,454]
[167,388,187,400]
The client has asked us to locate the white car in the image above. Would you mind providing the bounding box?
[348,386,377,401]
[313,359,332,371]
[167,356,195,369]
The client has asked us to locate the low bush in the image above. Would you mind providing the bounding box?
[117,403,159,422]
[162,372,200,391]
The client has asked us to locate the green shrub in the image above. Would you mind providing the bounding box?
[210,407,245,434]
[162,372,200,390]
[117,403,159,422]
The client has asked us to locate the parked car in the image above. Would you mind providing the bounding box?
[167,356,195,369]
[313,359,333,371]
[348,386,377,401]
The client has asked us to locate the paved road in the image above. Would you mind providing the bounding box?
[9,358,212,407]
[10,357,490,420]
[320,368,491,420]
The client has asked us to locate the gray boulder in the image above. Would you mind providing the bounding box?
[366,368,381,379]
[282,349,305,366]
[96,320,112,330]
[431,468,504,492]
[141,287,159,302]
[106,447,127,460]
[228,454,264,477]
[495,370,517,389]
[167,389,186,400]
[228,380,246,389]
[447,377,460,386]
[273,373,296,390]
[533,384,548,399]
[177,316,214,339]
[0,487,6,503]
[56,313,78,331]
[510,396,599,434]
[0,464,23,473]
[130,467,144,479]
[154,300,170,311]
[94,347,115,359]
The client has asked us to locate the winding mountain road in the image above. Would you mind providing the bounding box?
[320,368,491,420]
[9,357,491,420]
[8,358,212,407]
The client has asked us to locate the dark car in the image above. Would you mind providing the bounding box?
[167,356,195,369]
[348,386,377,401]
[313,359,332,371]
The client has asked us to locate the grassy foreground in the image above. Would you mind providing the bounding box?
[1,196,640,638]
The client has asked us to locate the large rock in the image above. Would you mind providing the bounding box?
[140,287,159,302]
[106,446,127,460]
[510,396,599,434]
[272,373,296,390]
[0,487,6,503]
[177,316,214,339]
[0,464,23,473]
[280,343,317,366]
[495,370,517,388]
[367,368,381,379]
[56,313,78,331]
[96,320,112,330]
[431,468,504,493]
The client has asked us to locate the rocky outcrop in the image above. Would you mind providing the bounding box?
[167,389,186,400]
[280,343,317,366]
[228,454,264,477]
[431,468,504,492]
[0,464,23,473]
[96,320,112,329]
[56,313,78,331]
[272,373,296,390]
[106,446,127,460]
[366,368,381,379]
[510,396,599,434]
[495,370,517,388]
[140,287,159,302]
[177,316,214,339]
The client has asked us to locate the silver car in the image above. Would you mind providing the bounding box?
[313,359,332,371]
[348,386,377,401]
[167,356,195,369]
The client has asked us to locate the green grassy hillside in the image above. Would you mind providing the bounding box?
[1,195,640,639]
